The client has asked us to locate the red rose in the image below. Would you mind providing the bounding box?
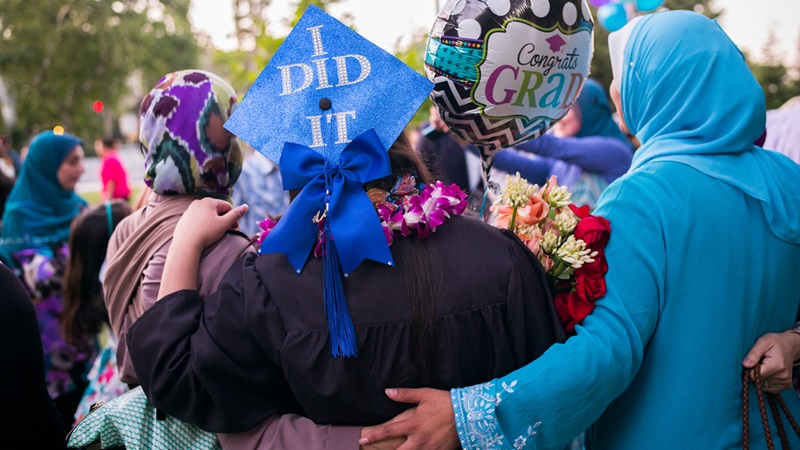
[569,204,591,219]
[578,251,608,279]
[575,271,606,301]
[554,291,596,334]
[574,215,611,251]
[554,292,571,326]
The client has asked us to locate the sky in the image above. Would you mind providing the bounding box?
[190,0,800,64]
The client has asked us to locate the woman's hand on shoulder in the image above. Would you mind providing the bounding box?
[172,198,248,251]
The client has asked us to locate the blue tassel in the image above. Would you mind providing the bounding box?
[322,226,358,358]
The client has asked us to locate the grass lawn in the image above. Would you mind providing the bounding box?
[80,187,142,207]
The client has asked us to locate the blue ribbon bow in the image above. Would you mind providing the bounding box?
[262,128,394,275]
[262,128,393,357]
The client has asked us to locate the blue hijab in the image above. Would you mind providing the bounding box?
[575,78,629,145]
[621,11,800,243]
[0,131,87,263]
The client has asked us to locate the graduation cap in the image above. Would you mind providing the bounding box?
[225,5,433,357]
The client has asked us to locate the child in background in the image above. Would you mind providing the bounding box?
[61,201,132,424]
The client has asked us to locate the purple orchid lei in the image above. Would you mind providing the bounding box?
[255,176,468,251]
[377,180,468,245]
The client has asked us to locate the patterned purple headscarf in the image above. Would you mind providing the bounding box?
[139,70,243,199]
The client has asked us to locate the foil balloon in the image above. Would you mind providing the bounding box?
[425,0,593,192]
[635,0,663,12]
[597,3,629,31]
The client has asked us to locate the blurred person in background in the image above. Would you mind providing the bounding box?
[0,136,18,226]
[0,130,89,431]
[231,144,288,238]
[472,78,634,209]
[763,96,800,164]
[61,200,133,425]
[95,136,131,202]
[416,105,471,192]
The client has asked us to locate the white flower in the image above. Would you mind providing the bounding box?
[555,209,578,235]
[496,172,538,208]
[555,235,595,269]
[547,185,572,208]
[541,230,561,254]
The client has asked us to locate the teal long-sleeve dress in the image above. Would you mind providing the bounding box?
[453,160,800,449]
[451,11,800,449]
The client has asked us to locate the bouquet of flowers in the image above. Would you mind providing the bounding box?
[491,173,611,334]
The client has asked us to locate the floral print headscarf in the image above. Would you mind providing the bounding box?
[139,70,242,199]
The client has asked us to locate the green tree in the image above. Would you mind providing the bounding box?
[0,0,199,145]
[747,30,800,110]
[393,29,433,130]
[589,0,721,93]
[208,0,349,96]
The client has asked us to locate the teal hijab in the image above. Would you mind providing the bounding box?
[620,11,800,243]
[575,78,629,145]
[0,131,87,263]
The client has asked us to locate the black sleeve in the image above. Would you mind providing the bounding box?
[127,253,296,433]
[0,265,66,449]
[501,228,567,362]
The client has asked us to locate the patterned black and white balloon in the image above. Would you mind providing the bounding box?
[425,0,594,184]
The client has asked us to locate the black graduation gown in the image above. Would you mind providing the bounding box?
[127,216,565,433]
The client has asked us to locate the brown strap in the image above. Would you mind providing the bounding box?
[742,361,800,450]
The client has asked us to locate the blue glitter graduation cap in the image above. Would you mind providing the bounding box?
[225,5,433,164]
[224,5,433,358]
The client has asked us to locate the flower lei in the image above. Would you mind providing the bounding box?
[491,173,611,335]
[256,174,468,253]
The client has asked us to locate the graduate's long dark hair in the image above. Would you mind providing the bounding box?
[364,131,438,385]
[285,132,439,384]
[61,200,132,346]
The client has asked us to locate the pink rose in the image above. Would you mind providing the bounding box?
[538,175,559,200]
[517,195,549,226]
[491,204,513,229]
[538,254,554,272]
[526,228,544,256]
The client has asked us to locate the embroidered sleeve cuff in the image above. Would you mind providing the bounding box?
[451,381,508,449]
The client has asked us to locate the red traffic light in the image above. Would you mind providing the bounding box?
[93,100,104,113]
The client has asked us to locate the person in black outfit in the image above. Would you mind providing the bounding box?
[0,263,67,449]
[127,132,565,434]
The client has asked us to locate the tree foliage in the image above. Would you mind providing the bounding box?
[589,0,721,91]
[208,0,351,96]
[0,0,199,146]
[747,30,800,110]
[588,1,800,113]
